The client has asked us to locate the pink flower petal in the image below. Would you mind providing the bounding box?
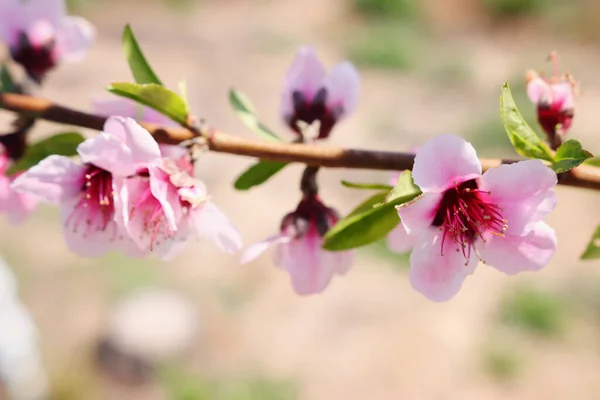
[323,61,360,119]
[10,155,83,204]
[26,20,55,47]
[551,81,574,110]
[55,16,95,62]
[477,221,557,275]
[148,166,179,231]
[102,116,162,165]
[91,97,138,119]
[190,201,243,254]
[412,134,482,193]
[387,223,418,254]
[479,160,557,235]
[92,96,176,127]
[281,46,326,120]
[274,229,353,295]
[159,144,187,159]
[120,176,177,256]
[17,0,65,29]
[396,192,442,236]
[409,228,478,302]
[77,133,137,176]
[59,197,117,258]
[526,77,550,104]
[240,234,292,264]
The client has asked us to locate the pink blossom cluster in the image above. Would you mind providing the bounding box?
[11,117,242,259]
[0,0,564,302]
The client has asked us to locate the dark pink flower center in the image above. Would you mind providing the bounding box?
[432,179,507,260]
[66,164,115,234]
[281,195,339,238]
[10,32,55,83]
[290,88,341,139]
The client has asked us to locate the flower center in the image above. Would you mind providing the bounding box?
[432,179,507,260]
[10,32,55,83]
[66,164,115,234]
[282,195,338,238]
[290,88,340,139]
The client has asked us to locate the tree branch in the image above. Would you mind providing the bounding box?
[1,92,599,190]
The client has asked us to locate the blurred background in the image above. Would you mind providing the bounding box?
[2,0,600,398]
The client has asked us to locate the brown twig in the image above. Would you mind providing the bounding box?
[1,92,600,190]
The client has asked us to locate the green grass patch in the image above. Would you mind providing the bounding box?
[346,24,421,72]
[500,285,566,338]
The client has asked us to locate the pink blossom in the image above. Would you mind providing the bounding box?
[118,157,242,260]
[0,0,95,82]
[0,145,38,225]
[11,116,160,257]
[396,134,557,302]
[240,195,353,295]
[92,96,187,159]
[281,46,360,139]
[526,63,576,142]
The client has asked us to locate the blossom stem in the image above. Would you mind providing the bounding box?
[300,166,320,197]
[1,92,600,191]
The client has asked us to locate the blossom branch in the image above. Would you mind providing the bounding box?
[1,92,599,190]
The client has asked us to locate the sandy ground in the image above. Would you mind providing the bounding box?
[2,0,600,399]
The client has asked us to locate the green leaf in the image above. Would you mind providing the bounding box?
[500,83,554,162]
[122,24,163,85]
[0,64,15,93]
[108,82,189,125]
[234,160,289,190]
[347,191,390,216]
[581,225,600,260]
[229,89,282,142]
[584,157,600,167]
[552,139,593,173]
[385,170,420,202]
[341,180,393,191]
[6,132,85,175]
[323,171,421,251]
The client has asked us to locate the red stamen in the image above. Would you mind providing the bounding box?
[433,180,508,261]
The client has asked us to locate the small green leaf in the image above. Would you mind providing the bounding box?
[581,225,600,260]
[584,157,600,167]
[0,64,15,93]
[552,139,593,173]
[234,160,289,190]
[341,180,393,191]
[229,89,282,142]
[108,82,189,125]
[122,24,163,85]
[385,170,420,202]
[500,83,554,162]
[6,132,85,175]
[323,171,421,251]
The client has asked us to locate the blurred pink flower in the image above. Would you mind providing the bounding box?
[92,96,187,159]
[396,134,557,302]
[241,195,353,295]
[281,46,360,139]
[0,0,95,82]
[119,157,242,260]
[0,146,38,225]
[526,55,576,143]
[11,117,161,257]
